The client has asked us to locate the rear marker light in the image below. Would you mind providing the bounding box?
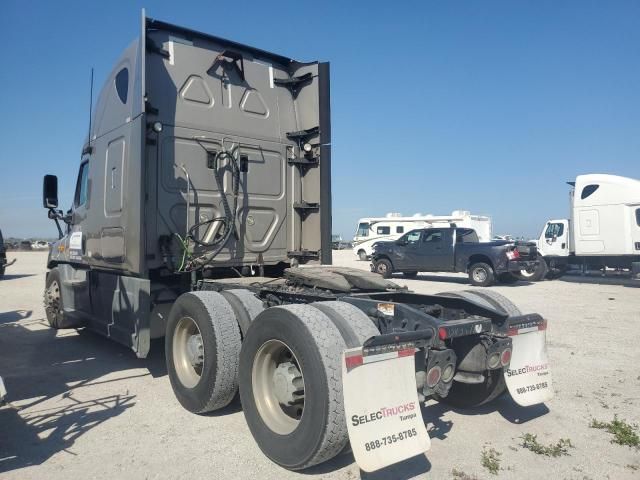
[441,364,455,383]
[501,348,512,366]
[487,352,501,369]
[426,366,442,387]
[506,249,520,260]
[438,327,447,340]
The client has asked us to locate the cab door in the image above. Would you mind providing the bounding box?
[417,229,453,271]
[542,221,569,256]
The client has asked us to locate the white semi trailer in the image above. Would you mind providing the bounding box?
[521,174,640,280]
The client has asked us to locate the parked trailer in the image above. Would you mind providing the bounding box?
[353,211,492,261]
[41,13,553,472]
[521,174,640,280]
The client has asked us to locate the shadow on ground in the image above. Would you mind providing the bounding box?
[0,324,166,474]
[558,272,639,288]
[0,274,37,281]
[0,310,32,325]
[393,274,534,288]
[422,394,550,444]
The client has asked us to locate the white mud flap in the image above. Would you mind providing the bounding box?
[504,319,554,406]
[342,345,430,472]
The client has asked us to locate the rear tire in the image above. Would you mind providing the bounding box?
[468,262,495,287]
[358,250,368,261]
[166,291,242,413]
[239,304,348,470]
[435,290,522,407]
[518,259,548,281]
[373,258,393,278]
[311,301,379,348]
[219,289,264,337]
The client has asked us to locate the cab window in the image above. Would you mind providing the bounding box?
[401,230,422,244]
[356,222,369,237]
[545,222,564,238]
[423,230,442,243]
[457,229,478,243]
[75,162,89,207]
[376,226,390,235]
[581,184,599,200]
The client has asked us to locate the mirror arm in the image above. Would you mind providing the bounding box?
[47,208,67,239]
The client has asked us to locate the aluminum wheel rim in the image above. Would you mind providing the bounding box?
[46,280,62,314]
[173,316,204,389]
[519,267,536,278]
[252,339,305,435]
[473,268,487,283]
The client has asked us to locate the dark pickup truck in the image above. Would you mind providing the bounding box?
[371,227,538,286]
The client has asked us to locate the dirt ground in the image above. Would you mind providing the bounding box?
[1,251,639,479]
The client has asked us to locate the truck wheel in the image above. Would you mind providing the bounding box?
[220,289,264,337]
[166,291,242,413]
[357,250,367,261]
[436,290,522,407]
[373,258,393,278]
[311,301,379,348]
[403,271,418,278]
[518,258,548,281]
[44,268,66,328]
[239,304,348,470]
[468,262,495,287]
[497,272,519,284]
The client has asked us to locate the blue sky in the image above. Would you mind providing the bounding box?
[0,1,638,240]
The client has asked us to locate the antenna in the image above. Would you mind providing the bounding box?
[88,67,94,147]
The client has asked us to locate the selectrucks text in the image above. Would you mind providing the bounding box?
[506,363,550,377]
[351,402,417,426]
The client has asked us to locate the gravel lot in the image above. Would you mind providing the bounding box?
[1,251,639,479]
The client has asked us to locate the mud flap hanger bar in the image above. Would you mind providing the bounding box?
[209,50,245,81]
[274,72,314,98]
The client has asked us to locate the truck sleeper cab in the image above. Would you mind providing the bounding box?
[41,14,552,472]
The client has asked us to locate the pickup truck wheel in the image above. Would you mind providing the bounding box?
[468,262,494,287]
[373,258,393,278]
[239,304,348,470]
[357,250,367,261]
[166,291,242,413]
[220,289,264,337]
[403,271,418,278]
[435,290,522,407]
[44,268,66,328]
[518,259,548,281]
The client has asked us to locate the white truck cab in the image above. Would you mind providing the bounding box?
[525,174,640,280]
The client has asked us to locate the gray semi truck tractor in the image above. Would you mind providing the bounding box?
[41,13,554,472]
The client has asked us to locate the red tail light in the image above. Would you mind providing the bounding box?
[500,348,512,366]
[506,248,520,260]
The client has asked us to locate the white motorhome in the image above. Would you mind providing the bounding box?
[352,210,492,260]
[522,174,640,280]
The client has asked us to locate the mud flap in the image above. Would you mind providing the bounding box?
[342,345,430,472]
[504,319,554,406]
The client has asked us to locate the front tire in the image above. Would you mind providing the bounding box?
[166,291,242,414]
[44,268,66,328]
[468,262,495,287]
[239,304,348,470]
[373,258,393,278]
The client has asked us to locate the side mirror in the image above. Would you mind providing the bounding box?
[43,175,59,209]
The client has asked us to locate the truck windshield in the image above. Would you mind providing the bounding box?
[356,223,369,237]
